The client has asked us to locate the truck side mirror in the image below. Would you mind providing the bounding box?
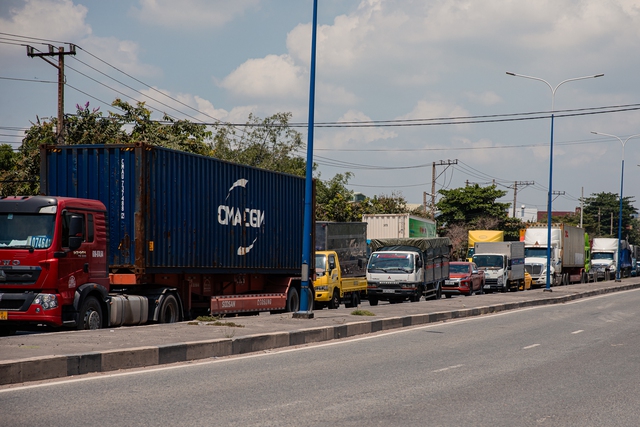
[416,258,423,268]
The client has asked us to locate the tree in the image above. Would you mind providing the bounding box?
[436,184,510,227]
[0,144,16,174]
[210,112,306,176]
[582,192,638,243]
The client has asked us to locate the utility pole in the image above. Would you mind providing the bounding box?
[27,44,76,144]
[580,187,584,228]
[431,159,458,219]
[510,181,535,217]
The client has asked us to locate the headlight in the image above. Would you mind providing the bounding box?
[32,293,59,310]
[497,276,504,285]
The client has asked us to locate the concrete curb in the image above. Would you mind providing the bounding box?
[1,282,638,386]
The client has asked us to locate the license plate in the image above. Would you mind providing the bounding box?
[0,311,7,320]
[445,281,454,285]
[382,289,394,294]
[483,285,490,289]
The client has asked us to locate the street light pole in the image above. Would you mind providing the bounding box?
[590,131,640,281]
[506,72,604,291]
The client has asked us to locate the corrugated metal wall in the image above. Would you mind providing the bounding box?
[41,144,306,274]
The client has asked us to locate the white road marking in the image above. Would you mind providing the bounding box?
[523,343,540,349]
[572,330,584,334]
[432,364,464,373]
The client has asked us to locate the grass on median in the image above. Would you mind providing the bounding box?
[351,309,375,316]
[187,316,245,328]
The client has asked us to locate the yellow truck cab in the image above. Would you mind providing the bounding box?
[313,222,368,310]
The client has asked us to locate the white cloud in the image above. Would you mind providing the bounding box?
[219,54,307,99]
[464,91,502,106]
[131,0,260,29]
[0,0,90,56]
[316,109,397,150]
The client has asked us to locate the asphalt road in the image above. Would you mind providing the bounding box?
[2,288,639,426]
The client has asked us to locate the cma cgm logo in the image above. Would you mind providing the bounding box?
[217,178,264,255]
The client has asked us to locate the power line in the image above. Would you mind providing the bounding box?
[0,76,56,84]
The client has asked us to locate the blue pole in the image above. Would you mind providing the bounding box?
[617,158,624,281]
[546,113,554,291]
[298,0,318,314]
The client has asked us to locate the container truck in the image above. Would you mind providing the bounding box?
[523,224,587,287]
[362,214,436,240]
[472,241,525,292]
[591,237,632,280]
[366,237,450,305]
[466,230,504,261]
[0,143,312,335]
[314,222,368,309]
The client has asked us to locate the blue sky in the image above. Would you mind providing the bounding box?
[2,0,640,214]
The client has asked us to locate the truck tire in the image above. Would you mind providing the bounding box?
[368,297,379,306]
[286,287,300,312]
[78,296,102,330]
[345,292,359,308]
[159,295,180,323]
[328,289,340,309]
[0,326,16,336]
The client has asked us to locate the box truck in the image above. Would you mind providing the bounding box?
[472,241,525,292]
[466,230,504,261]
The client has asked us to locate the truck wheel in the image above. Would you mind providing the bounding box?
[286,287,300,312]
[368,297,379,306]
[78,296,102,330]
[0,326,16,336]
[328,289,340,309]
[159,295,180,323]
[345,292,359,308]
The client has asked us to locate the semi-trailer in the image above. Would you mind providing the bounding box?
[0,143,312,335]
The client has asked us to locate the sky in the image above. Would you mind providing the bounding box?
[2,0,640,215]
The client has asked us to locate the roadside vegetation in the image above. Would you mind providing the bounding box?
[2,99,638,248]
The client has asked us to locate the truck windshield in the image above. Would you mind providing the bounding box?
[0,213,55,249]
[473,255,504,269]
[367,253,414,273]
[592,252,614,260]
[315,254,327,276]
[525,247,548,258]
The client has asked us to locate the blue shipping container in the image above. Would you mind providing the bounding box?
[40,143,306,275]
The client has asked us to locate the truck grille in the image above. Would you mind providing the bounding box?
[525,265,542,275]
[0,267,42,285]
[485,278,498,286]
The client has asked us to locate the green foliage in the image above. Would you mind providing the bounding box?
[0,144,16,173]
[582,192,638,243]
[436,184,510,226]
[210,112,306,176]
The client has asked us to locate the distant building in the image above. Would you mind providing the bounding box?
[536,207,581,222]
[509,205,538,222]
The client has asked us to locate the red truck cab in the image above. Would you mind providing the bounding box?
[0,196,109,335]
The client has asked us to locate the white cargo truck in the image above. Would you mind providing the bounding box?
[591,237,632,280]
[524,224,587,287]
[472,241,525,293]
